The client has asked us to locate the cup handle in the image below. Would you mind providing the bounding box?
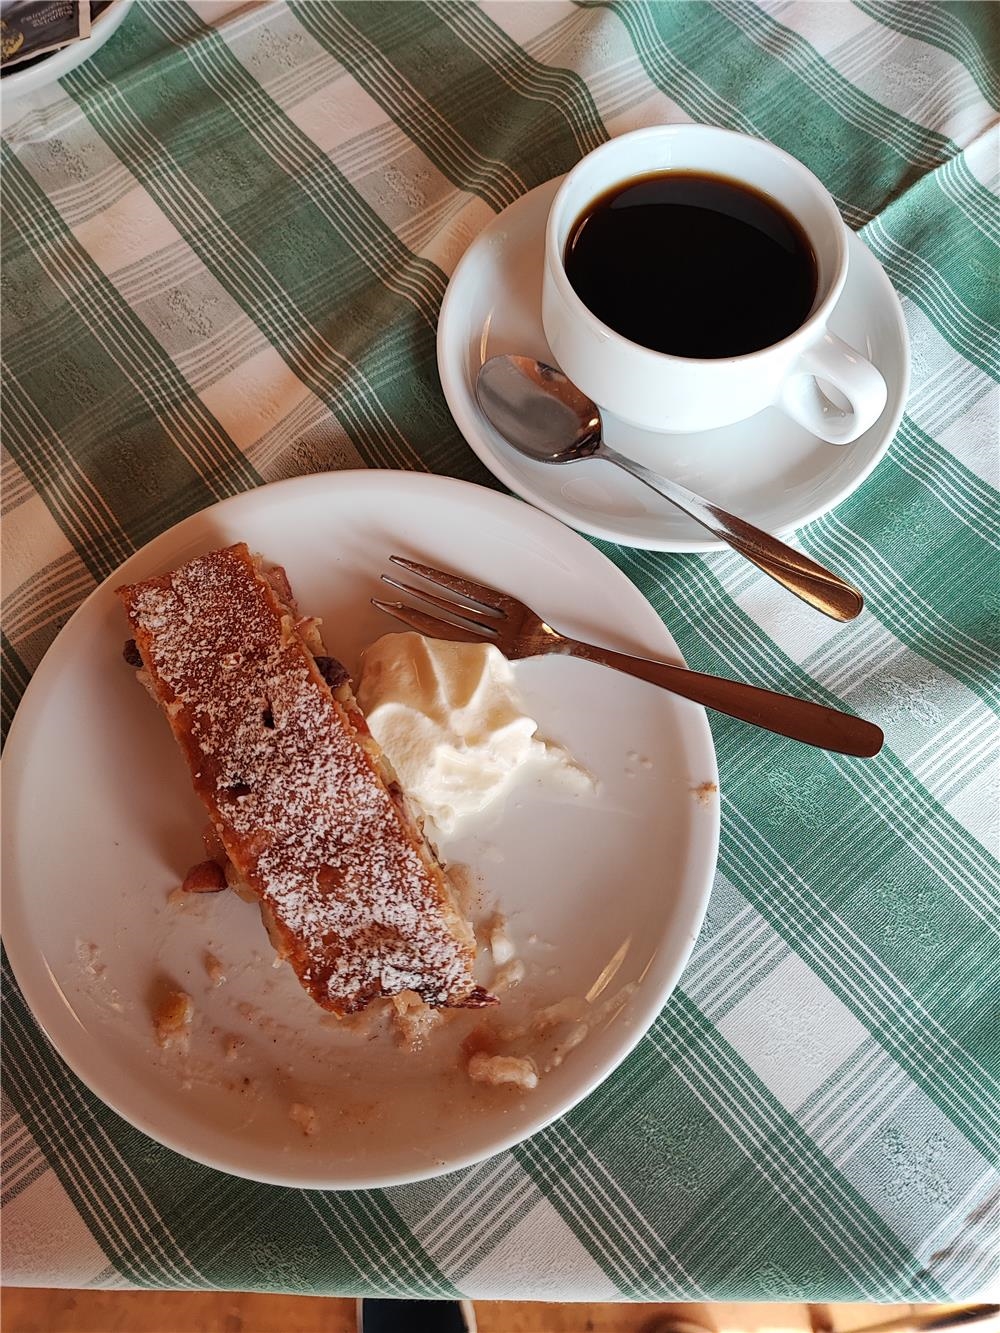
[780,331,888,445]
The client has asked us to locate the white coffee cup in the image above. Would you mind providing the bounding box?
[542,124,887,444]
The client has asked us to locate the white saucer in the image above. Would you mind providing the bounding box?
[438,176,909,552]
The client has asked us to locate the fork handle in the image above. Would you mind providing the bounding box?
[557,639,883,757]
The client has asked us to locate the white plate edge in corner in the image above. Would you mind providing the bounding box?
[2,470,720,1189]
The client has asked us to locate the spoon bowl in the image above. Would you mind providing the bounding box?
[476,355,864,622]
[476,356,601,462]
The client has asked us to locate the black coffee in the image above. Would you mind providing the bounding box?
[564,171,817,359]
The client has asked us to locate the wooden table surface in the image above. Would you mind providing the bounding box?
[2,1291,959,1333]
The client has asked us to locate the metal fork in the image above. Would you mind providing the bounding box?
[373,557,884,758]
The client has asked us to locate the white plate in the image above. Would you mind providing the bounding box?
[2,472,719,1189]
[438,176,910,552]
[0,0,134,103]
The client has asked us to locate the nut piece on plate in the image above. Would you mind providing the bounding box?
[153,990,193,1049]
[467,1051,538,1091]
[204,952,227,987]
[181,860,227,894]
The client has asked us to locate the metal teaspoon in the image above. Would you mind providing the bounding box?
[476,354,864,622]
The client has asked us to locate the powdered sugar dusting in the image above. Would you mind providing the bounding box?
[120,546,482,1014]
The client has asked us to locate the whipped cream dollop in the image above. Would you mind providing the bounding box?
[357,633,592,834]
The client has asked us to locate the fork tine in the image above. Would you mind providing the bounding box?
[380,575,500,630]
[389,556,511,615]
[371,599,499,644]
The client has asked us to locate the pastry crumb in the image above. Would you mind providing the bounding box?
[289,1102,318,1136]
[390,989,443,1048]
[154,990,193,1050]
[204,952,227,987]
[76,940,105,977]
[75,941,125,1011]
[692,781,718,805]
[467,1051,538,1091]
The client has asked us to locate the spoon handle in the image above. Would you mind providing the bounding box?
[600,445,864,622]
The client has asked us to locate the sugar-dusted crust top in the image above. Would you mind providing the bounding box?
[118,543,490,1016]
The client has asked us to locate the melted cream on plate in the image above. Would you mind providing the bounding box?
[357,633,592,834]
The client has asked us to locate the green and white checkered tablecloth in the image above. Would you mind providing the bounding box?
[2,0,998,1301]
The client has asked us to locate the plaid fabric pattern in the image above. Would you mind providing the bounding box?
[2,0,998,1300]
